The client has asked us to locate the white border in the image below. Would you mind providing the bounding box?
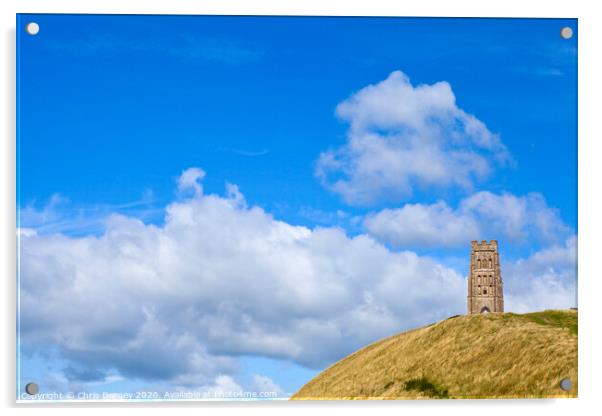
[2,1,601,415]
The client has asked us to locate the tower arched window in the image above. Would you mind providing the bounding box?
[478,259,481,269]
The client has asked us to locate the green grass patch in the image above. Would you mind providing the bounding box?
[404,376,449,398]
[522,310,578,335]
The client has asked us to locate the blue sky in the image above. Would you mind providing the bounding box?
[17,14,577,400]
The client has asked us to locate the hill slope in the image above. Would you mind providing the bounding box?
[292,310,577,399]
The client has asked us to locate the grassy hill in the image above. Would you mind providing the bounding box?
[291,310,577,400]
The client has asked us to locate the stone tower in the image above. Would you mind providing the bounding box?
[467,240,504,314]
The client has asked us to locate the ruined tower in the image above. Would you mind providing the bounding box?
[467,240,504,314]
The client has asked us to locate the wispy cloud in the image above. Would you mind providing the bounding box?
[298,206,362,231]
[47,33,265,65]
[217,146,269,157]
[511,65,566,77]
[18,191,162,236]
[508,40,576,78]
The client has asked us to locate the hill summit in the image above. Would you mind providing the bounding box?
[291,310,577,399]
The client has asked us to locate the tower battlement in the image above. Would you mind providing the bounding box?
[467,240,504,314]
[472,240,498,249]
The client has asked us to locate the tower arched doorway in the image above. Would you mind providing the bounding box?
[480,306,491,314]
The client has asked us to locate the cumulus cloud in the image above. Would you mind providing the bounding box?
[503,236,577,312]
[19,168,467,389]
[250,375,285,396]
[365,191,572,248]
[176,373,284,398]
[198,375,243,396]
[315,71,512,205]
[365,201,479,248]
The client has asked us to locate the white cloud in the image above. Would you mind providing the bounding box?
[250,375,284,396]
[200,375,244,396]
[17,228,37,237]
[503,236,577,312]
[177,167,206,197]
[177,374,284,399]
[19,168,467,388]
[315,70,512,205]
[19,192,160,236]
[19,193,67,228]
[365,191,571,248]
[364,201,479,248]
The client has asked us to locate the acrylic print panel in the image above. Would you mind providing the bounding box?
[16,14,577,402]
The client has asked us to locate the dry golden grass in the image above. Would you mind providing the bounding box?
[291,309,577,400]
